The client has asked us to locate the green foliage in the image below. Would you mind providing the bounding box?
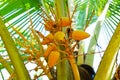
[0,0,39,21]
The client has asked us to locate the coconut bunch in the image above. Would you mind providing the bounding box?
[36,12,90,69]
[34,5,91,70]
[12,4,91,79]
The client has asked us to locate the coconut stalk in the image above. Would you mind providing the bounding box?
[0,17,30,80]
[94,23,120,80]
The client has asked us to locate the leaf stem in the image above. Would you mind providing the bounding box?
[0,18,31,80]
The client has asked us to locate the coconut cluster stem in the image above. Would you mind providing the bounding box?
[68,54,80,80]
[36,60,53,79]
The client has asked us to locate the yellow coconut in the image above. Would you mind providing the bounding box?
[58,17,71,27]
[72,30,90,40]
[54,31,65,42]
[41,33,54,45]
[46,33,54,40]
[44,43,56,57]
[48,50,60,68]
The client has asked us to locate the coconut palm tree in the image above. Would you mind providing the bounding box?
[0,0,120,80]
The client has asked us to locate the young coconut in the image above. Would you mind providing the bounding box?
[42,33,54,45]
[48,50,60,68]
[54,31,65,42]
[58,17,71,27]
[72,30,90,40]
[44,20,55,31]
[44,43,56,58]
